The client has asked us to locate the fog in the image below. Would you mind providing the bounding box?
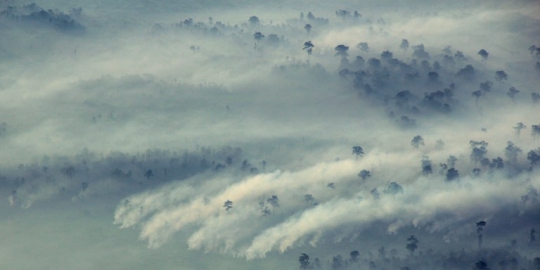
[1,0,540,269]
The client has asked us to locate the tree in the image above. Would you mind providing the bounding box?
[144,169,154,180]
[456,65,475,81]
[474,260,490,270]
[477,221,486,250]
[479,81,492,95]
[528,148,540,166]
[406,235,418,256]
[514,122,526,137]
[267,195,279,211]
[335,44,349,58]
[357,42,369,53]
[421,156,432,175]
[454,50,466,61]
[529,45,538,55]
[504,141,522,163]
[299,253,310,269]
[400,39,409,53]
[352,146,364,160]
[446,168,459,181]
[411,135,425,149]
[331,255,344,270]
[495,70,508,85]
[532,124,540,139]
[478,49,489,62]
[490,157,504,169]
[507,87,519,101]
[350,250,360,263]
[303,41,314,56]
[358,169,371,180]
[335,9,349,18]
[412,44,430,59]
[470,140,488,164]
[385,182,404,196]
[223,200,233,211]
[447,155,458,168]
[304,24,312,34]
[253,32,265,42]
[249,16,260,25]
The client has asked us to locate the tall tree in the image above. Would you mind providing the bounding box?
[406,235,419,256]
[352,146,364,160]
[477,221,487,250]
[303,41,314,56]
[478,49,489,62]
[514,122,526,137]
[304,24,312,34]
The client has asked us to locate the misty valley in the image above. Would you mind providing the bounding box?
[1,0,540,269]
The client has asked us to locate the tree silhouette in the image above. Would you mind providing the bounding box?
[470,141,488,164]
[358,169,371,180]
[411,135,425,149]
[412,44,430,59]
[299,253,310,269]
[447,155,458,168]
[223,200,233,211]
[385,182,404,196]
[479,81,492,95]
[406,235,419,256]
[400,39,409,53]
[352,146,364,160]
[478,49,489,62]
[304,24,312,34]
[507,87,520,102]
[335,44,349,58]
[303,41,314,56]
[504,141,522,163]
[477,221,486,250]
[474,260,490,270]
[527,148,540,166]
[144,169,153,180]
[357,42,369,53]
[253,32,265,42]
[532,125,540,139]
[514,122,526,137]
[457,65,475,80]
[446,168,459,181]
[421,156,432,175]
[349,250,360,263]
[495,70,508,87]
[249,16,260,25]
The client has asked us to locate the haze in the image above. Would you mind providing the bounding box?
[1,0,540,269]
